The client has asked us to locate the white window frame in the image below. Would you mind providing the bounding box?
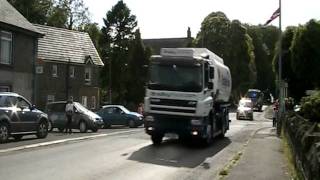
[82,96,87,107]
[0,31,13,65]
[36,66,43,74]
[91,96,96,109]
[52,65,58,77]
[47,95,55,103]
[84,67,91,84]
[70,66,75,78]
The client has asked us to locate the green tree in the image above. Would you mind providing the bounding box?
[47,0,90,30]
[247,25,277,95]
[291,19,320,88]
[196,12,256,101]
[125,29,151,108]
[82,23,102,50]
[100,0,137,104]
[228,20,256,98]
[8,0,54,24]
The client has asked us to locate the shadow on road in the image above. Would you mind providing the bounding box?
[128,137,231,168]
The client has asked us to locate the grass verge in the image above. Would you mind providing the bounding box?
[282,131,304,180]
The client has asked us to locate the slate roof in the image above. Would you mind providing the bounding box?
[143,37,192,55]
[34,24,104,66]
[0,0,42,35]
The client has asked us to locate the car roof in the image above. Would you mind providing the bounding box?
[239,98,252,103]
[0,92,20,97]
[102,105,124,109]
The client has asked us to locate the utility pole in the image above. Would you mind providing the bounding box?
[278,0,283,114]
[109,58,112,104]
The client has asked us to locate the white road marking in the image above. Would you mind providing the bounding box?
[0,129,142,153]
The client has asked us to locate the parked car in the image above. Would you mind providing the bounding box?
[46,101,104,133]
[96,105,144,128]
[236,98,254,120]
[0,92,49,143]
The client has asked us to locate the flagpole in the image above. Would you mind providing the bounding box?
[278,0,283,113]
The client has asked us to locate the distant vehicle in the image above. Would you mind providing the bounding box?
[294,105,301,112]
[46,101,104,133]
[236,98,253,120]
[246,89,264,111]
[96,105,144,128]
[0,92,49,143]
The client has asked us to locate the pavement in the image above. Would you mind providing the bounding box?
[225,107,291,180]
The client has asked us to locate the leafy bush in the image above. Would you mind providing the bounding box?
[300,91,320,122]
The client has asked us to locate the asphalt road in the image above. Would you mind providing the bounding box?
[0,107,272,180]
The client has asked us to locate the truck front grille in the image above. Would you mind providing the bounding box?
[150,98,196,115]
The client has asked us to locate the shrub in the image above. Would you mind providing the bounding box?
[300,91,320,122]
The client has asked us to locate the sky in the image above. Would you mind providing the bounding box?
[83,0,320,39]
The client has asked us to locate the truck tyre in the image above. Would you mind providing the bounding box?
[202,125,213,146]
[151,133,163,145]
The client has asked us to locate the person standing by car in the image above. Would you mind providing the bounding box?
[272,107,277,127]
[137,103,144,115]
[65,100,74,134]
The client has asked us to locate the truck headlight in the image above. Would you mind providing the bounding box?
[191,119,202,125]
[145,115,154,122]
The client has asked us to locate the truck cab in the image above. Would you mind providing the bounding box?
[144,48,232,145]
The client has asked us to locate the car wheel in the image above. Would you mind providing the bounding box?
[58,127,64,132]
[128,119,136,128]
[92,127,98,133]
[236,113,240,120]
[13,134,23,141]
[37,121,48,139]
[0,123,9,143]
[79,121,87,133]
[48,120,53,132]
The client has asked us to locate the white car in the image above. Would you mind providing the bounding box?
[236,98,254,120]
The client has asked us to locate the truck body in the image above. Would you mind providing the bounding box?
[246,89,264,111]
[144,48,232,145]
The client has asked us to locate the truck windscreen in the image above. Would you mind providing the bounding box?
[148,62,203,92]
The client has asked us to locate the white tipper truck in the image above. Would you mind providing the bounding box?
[144,48,232,145]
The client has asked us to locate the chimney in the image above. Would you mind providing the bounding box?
[187,27,191,38]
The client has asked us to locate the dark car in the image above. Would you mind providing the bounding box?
[46,101,104,133]
[96,105,144,128]
[0,92,49,143]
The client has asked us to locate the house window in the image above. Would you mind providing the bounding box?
[36,66,43,74]
[85,67,91,84]
[52,65,57,77]
[70,66,75,78]
[0,85,10,92]
[0,31,13,65]
[47,95,55,103]
[81,96,87,107]
[91,96,96,109]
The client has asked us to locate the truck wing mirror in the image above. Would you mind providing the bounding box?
[209,67,214,79]
[208,82,214,90]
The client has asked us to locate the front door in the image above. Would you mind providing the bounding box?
[16,97,38,132]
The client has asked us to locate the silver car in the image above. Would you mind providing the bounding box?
[236,98,254,120]
[46,101,104,133]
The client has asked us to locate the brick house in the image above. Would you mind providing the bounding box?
[0,0,43,101]
[34,24,104,110]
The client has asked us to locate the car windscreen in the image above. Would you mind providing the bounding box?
[148,60,203,92]
[74,102,89,113]
[240,101,252,108]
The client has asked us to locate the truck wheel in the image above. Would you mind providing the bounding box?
[202,125,213,146]
[151,133,163,145]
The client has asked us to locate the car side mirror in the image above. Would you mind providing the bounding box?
[208,82,214,90]
[30,105,36,110]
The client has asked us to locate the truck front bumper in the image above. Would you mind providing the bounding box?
[144,114,207,138]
